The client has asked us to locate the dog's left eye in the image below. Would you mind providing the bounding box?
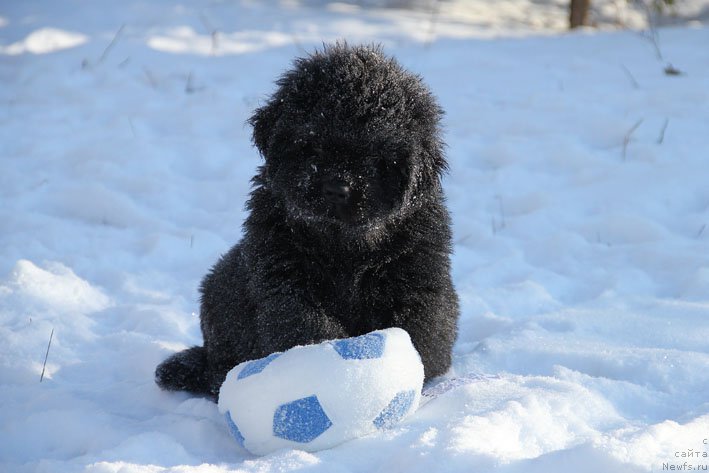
[372,156,401,175]
[365,156,386,175]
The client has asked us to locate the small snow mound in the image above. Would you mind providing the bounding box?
[591,213,669,246]
[147,28,292,56]
[0,28,88,55]
[5,260,111,315]
[600,414,709,470]
[423,375,623,463]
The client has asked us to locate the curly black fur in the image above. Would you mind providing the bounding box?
[155,43,459,398]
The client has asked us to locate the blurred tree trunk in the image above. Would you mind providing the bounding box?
[569,0,591,28]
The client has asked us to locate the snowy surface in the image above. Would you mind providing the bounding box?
[2,1,709,472]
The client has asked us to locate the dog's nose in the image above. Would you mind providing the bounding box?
[322,180,351,205]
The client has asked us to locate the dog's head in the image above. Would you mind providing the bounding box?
[249,43,447,237]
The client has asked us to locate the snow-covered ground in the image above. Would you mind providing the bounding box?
[2,1,709,472]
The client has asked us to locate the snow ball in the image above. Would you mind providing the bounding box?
[218,328,424,455]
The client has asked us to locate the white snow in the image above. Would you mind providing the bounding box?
[1,0,709,472]
[0,27,88,55]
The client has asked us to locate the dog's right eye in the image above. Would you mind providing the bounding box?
[374,156,398,179]
[300,143,323,158]
[364,156,384,174]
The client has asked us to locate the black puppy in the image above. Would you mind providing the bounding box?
[156,43,459,398]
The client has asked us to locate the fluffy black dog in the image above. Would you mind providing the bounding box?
[156,43,459,398]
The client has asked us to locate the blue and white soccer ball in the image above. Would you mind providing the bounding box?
[217,327,424,455]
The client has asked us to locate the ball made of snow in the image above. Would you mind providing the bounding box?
[217,327,424,455]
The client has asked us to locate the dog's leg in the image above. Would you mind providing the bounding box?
[252,264,350,351]
[379,247,459,382]
[254,301,349,354]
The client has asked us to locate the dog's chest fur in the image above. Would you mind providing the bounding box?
[299,243,396,335]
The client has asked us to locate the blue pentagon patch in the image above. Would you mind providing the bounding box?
[225,411,246,447]
[273,395,332,443]
[332,332,385,360]
[373,389,416,429]
[237,352,281,380]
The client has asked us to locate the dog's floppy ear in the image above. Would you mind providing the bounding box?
[420,104,449,179]
[430,129,449,176]
[249,99,282,157]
